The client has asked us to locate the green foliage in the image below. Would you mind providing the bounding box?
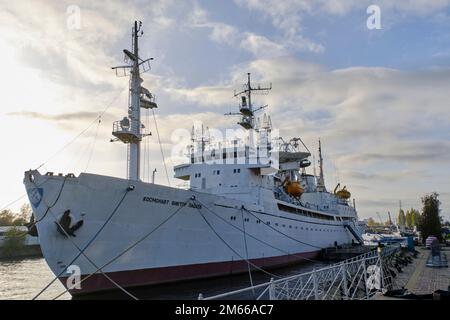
[410,208,420,227]
[367,217,384,227]
[2,227,27,255]
[397,209,406,227]
[0,203,32,226]
[405,210,412,228]
[0,209,15,226]
[418,192,443,242]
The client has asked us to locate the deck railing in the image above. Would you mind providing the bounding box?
[199,245,401,300]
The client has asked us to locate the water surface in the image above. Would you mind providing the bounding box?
[0,258,330,300]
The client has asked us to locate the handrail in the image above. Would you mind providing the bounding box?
[200,245,400,300]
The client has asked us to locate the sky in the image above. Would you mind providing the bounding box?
[0,0,450,222]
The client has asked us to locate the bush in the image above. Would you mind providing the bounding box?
[2,227,27,256]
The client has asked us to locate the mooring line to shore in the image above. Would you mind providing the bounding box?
[193,197,322,263]
[51,197,192,300]
[35,86,127,171]
[193,200,281,279]
[32,183,134,300]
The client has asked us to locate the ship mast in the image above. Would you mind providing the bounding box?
[317,139,326,192]
[129,21,142,181]
[228,73,272,131]
[111,21,156,181]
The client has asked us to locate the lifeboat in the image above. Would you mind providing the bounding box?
[285,181,304,197]
[334,184,351,200]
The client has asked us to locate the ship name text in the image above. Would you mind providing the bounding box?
[143,196,202,209]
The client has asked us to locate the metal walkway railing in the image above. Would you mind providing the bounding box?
[199,245,402,300]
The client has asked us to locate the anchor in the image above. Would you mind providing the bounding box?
[55,209,84,237]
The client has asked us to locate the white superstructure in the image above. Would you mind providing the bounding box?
[23,22,363,296]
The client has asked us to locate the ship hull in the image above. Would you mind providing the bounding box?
[59,250,319,295]
[24,170,354,297]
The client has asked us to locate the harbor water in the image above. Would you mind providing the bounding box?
[0,257,329,300]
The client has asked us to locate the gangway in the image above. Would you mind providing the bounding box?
[344,223,364,245]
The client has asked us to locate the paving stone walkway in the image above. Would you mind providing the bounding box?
[396,246,449,294]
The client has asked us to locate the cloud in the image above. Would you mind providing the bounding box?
[1,0,449,221]
[7,111,116,122]
[162,56,450,218]
[234,0,450,46]
[187,2,324,56]
[239,33,287,57]
[187,3,239,46]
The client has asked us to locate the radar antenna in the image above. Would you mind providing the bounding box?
[227,73,272,130]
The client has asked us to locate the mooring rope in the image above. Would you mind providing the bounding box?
[193,198,321,263]
[192,199,281,279]
[35,86,126,171]
[151,109,170,186]
[51,197,192,300]
[240,207,256,298]
[84,117,102,173]
[29,177,68,226]
[32,183,133,300]
[0,176,51,219]
[241,207,323,250]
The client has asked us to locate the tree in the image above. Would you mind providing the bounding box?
[367,217,377,227]
[397,209,406,227]
[13,203,32,226]
[0,209,15,226]
[409,208,421,227]
[2,227,26,257]
[367,217,383,227]
[418,193,442,242]
[405,210,412,228]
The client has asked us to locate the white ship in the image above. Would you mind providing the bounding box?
[23,22,363,296]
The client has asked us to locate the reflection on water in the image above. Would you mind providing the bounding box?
[0,258,70,300]
[0,258,329,300]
